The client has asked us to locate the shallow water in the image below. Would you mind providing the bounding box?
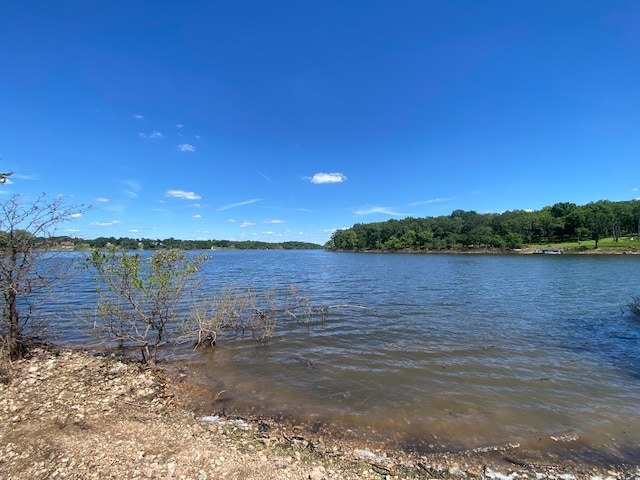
[42,250,640,463]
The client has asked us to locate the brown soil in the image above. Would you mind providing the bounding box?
[1,348,638,479]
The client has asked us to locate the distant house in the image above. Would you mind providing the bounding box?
[59,241,75,250]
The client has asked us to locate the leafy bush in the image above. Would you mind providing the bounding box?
[84,247,208,366]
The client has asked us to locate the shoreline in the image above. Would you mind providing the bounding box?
[2,347,638,479]
[328,247,640,255]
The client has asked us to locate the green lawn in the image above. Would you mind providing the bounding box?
[529,236,640,250]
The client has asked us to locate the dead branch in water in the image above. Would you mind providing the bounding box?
[185,286,372,348]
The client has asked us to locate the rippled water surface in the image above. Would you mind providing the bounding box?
[43,251,640,462]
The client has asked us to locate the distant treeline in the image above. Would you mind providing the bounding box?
[327,200,640,251]
[50,236,323,251]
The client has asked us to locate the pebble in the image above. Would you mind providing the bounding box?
[2,348,636,480]
[309,465,326,480]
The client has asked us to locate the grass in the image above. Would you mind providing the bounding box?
[528,236,640,250]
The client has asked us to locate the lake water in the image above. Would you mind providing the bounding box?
[40,250,640,463]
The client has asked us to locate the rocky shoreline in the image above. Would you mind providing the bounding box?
[1,348,638,479]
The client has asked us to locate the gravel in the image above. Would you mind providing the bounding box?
[1,348,637,480]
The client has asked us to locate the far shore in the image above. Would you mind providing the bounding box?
[329,246,640,255]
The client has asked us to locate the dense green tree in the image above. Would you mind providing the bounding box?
[586,201,613,248]
[326,198,640,252]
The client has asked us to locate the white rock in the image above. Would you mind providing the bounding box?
[309,466,326,480]
[485,467,517,480]
[199,415,220,423]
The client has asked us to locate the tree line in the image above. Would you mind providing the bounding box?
[327,199,640,251]
[52,236,322,251]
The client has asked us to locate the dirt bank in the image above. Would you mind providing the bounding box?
[1,348,638,479]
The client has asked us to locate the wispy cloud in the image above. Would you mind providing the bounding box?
[165,189,202,200]
[105,202,126,214]
[133,114,144,119]
[192,214,202,219]
[70,213,83,218]
[12,173,39,181]
[139,131,163,139]
[95,197,110,203]
[217,198,262,211]
[122,180,141,198]
[263,219,285,224]
[90,220,122,227]
[353,206,407,216]
[239,221,256,228]
[409,197,453,206]
[306,172,347,184]
[178,143,195,152]
[176,124,184,128]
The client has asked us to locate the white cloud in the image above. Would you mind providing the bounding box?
[227,219,237,223]
[325,227,349,234]
[133,114,144,119]
[178,143,196,152]
[306,172,347,184]
[165,189,202,200]
[239,221,256,228]
[194,134,201,140]
[70,213,83,218]
[353,206,406,216]
[217,198,261,211]
[139,131,163,139]
[90,220,122,227]
[263,219,285,224]
[409,197,452,206]
[130,229,139,233]
[176,124,184,128]
[192,214,202,219]
[1,172,38,184]
[95,197,110,203]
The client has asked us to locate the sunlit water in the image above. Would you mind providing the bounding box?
[38,251,640,463]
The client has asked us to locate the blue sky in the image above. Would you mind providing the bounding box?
[1,1,638,244]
